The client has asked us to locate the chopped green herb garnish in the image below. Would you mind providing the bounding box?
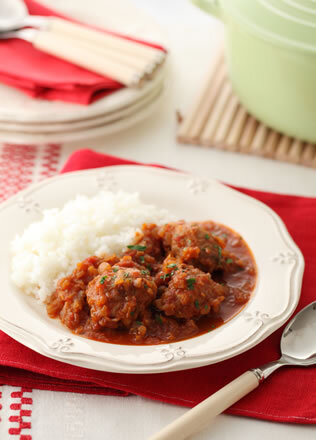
[160,273,171,280]
[204,305,209,310]
[146,264,153,272]
[167,264,178,269]
[226,258,233,264]
[139,255,145,263]
[127,244,147,251]
[99,275,107,284]
[204,233,210,240]
[218,246,222,259]
[136,321,143,326]
[113,267,119,272]
[130,311,135,317]
[194,299,200,309]
[187,277,196,290]
[187,239,192,245]
[123,273,130,279]
[214,244,222,263]
[221,234,228,239]
[208,324,216,332]
[236,266,245,272]
[141,269,149,275]
[155,314,163,325]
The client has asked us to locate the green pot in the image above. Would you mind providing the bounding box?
[192,0,316,143]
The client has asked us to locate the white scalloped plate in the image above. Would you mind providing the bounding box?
[0,83,165,144]
[0,70,165,133]
[0,167,304,373]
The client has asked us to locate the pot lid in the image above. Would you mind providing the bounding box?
[221,0,316,52]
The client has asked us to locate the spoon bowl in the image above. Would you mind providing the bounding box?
[281,301,316,365]
[0,0,46,32]
[0,0,27,31]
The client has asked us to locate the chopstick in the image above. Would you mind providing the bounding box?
[21,17,167,88]
[50,18,165,62]
[60,32,161,79]
[48,17,166,86]
[34,31,147,87]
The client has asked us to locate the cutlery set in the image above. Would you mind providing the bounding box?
[0,0,166,87]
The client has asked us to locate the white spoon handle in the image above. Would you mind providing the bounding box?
[33,30,140,87]
[149,371,259,440]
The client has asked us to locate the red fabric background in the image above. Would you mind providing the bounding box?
[0,149,315,424]
[0,1,165,104]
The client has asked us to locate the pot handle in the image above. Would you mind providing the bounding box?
[191,0,222,19]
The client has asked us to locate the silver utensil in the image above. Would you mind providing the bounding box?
[0,0,46,31]
[150,301,316,440]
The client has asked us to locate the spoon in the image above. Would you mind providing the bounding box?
[0,0,47,31]
[150,301,316,440]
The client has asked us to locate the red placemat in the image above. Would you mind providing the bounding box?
[0,149,315,424]
[0,0,165,104]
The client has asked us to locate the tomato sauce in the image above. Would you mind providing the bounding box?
[47,221,257,345]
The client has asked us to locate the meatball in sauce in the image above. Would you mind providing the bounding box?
[155,262,226,319]
[47,220,256,345]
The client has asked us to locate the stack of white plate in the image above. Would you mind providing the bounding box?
[0,0,167,144]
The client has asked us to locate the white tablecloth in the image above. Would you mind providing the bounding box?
[0,1,315,438]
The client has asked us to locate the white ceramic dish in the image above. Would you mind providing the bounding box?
[0,166,304,374]
[0,0,167,124]
[0,84,164,144]
[0,70,165,133]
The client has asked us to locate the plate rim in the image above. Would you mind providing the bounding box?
[0,85,165,144]
[0,71,165,132]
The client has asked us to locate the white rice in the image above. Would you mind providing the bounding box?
[11,191,174,303]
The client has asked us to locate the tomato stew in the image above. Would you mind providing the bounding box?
[47,221,257,345]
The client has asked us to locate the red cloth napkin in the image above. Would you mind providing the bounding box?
[0,149,315,425]
[0,0,165,104]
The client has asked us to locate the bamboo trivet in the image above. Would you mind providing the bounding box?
[177,47,316,169]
